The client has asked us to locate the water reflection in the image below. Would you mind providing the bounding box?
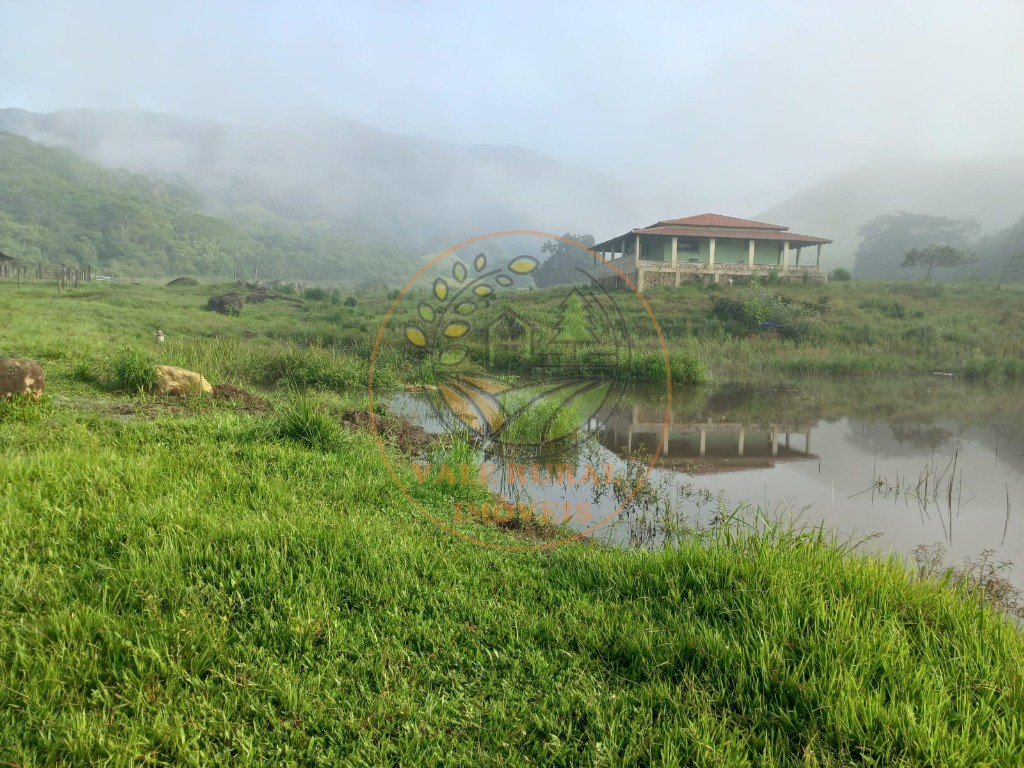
[601,401,817,475]
[392,377,1024,585]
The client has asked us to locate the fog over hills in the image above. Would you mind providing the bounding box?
[757,158,1024,269]
[0,108,693,254]
[2,108,1022,278]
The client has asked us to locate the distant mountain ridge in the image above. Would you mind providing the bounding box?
[755,158,1024,270]
[4,108,1022,280]
[0,108,668,253]
[0,131,419,281]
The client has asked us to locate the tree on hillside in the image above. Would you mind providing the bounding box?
[533,233,596,288]
[976,216,1024,282]
[1000,252,1024,284]
[854,213,979,280]
[901,244,978,279]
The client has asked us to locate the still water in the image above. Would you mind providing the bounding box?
[392,376,1024,584]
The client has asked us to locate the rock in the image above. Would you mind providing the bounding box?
[154,365,212,397]
[166,276,199,287]
[206,293,244,315]
[0,358,45,401]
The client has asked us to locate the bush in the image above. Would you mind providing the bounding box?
[273,394,345,449]
[343,296,358,308]
[304,287,329,301]
[829,267,852,282]
[112,347,157,393]
[670,354,712,386]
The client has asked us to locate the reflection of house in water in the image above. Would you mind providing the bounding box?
[599,403,817,474]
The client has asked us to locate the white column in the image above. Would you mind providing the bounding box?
[635,234,641,262]
[748,239,755,269]
[737,426,745,456]
[699,428,707,457]
[781,241,790,273]
[771,427,779,456]
[796,248,801,266]
[709,238,716,268]
[671,236,678,267]
[816,244,822,267]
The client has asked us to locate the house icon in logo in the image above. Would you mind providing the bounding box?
[486,308,534,368]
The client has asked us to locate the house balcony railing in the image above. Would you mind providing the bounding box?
[592,254,637,280]
[639,260,820,274]
[591,256,821,282]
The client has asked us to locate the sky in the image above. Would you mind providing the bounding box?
[2,0,1023,209]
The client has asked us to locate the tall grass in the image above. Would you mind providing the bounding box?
[111,346,157,393]
[1,280,1024,763]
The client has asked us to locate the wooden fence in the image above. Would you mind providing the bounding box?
[0,262,96,288]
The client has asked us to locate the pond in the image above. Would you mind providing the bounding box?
[390,376,1024,585]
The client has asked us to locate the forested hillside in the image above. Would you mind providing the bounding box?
[0,109,661,252]
[0,132,418,282]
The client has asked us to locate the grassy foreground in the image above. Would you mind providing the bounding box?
[1,281,1023,765]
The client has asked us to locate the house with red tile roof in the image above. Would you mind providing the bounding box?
[591,213,832,291]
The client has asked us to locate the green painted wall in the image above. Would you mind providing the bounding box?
[639,235,672,261]
[638,234,786,265]
[754,241,782,265]
[712,238,748,264]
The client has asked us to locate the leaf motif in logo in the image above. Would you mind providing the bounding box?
[440,348,466,365]
[452,262,468,283]
[444,321,469,338]
[508,256,538,275]
[496,275,513,287]
[474,254,487,271]
[434,277,449,301]
[473,285,493,297]
[455,301,476,316]
[418,303,435,322]
[405,326,427,347]
[438,378,507,434]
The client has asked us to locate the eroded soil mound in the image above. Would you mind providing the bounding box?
[340,408,436,455]
[212,384,271,412]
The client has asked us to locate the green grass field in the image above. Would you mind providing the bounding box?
[1,280,1024,765]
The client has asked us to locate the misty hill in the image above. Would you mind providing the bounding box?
[0,131,417,281]
[756,158,1024,272]
[0,109,657,252]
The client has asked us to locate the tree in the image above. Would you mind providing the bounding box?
[1000,252,1024,284]
[829,267,852,282]
[854,213,979,280]
[532,233,596,288]
[901,244,978,279]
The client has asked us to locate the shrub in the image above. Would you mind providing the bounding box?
[829,267,852,282]
[343,296,358,308]
[112,347,157,393]
[273,394,344,449]
[304,287,329,301]
[670,354,712,386]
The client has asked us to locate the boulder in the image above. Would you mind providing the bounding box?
[154,365,212,397]
[166,276,199,287]
[206,293,243,315]
[0,358,45,401]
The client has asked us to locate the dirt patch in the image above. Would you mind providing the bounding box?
[340,408,437,455]
[103,400,189,419]
[212,384,271,413]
